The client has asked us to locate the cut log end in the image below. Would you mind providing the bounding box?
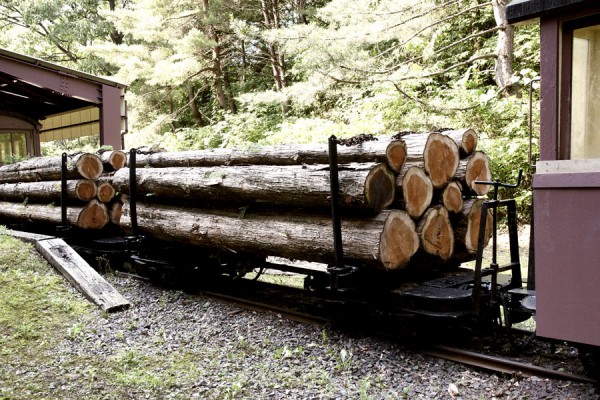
[400,166,433,218]
[442,181,463,213]
[385,140,407,173]
[106,150,127,170]
[418,206,454,261]
[465,200,493,253]
[423,133,460,188]
[75,153,104,180]
[78,200,109,230]
[75,179,98,202]
[460,129,478,156]
[365,164,396,210]
[466,151,492,195]
[379,210,419,270]
[97,182,116,203]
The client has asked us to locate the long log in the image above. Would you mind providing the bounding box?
[440,181,463,213]
[0,199,109,230]
[0,179,97,202]
[423,133,460,188]
[398,129,478,163]
[417,205,454,261]
[453,198,493,254]
[453,151,492,196]
[0,153,104,183]
[131,138,406,172]
[100,150,127,172]
[111,163,396,211]
[396,166,433,218]
[118,201,419,270]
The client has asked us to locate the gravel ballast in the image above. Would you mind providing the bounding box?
[3,270,597,400]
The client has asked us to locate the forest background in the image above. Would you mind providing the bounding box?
[0,0,540,218]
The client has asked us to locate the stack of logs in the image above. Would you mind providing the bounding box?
[112,129,493,271]
[0,151,127,230]
[0,129,493,272]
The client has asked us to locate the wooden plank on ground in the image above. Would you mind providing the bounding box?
[34,238,130,312]
[2,229,131,312]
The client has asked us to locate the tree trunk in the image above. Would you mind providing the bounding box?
[423,132,460,188]
[440,180,463,213]
[118,201,419,270]
[97,182,116,203]
[0,179,97,202]
[132,138,406,170]
[453,198,493,254]
[100,150,127,172]
[417,205,454,261]
[453,151,492,196]
[492,0,515,94]
[112,163,396,211]
[0,199,108,230]
[396,165,433,218]
[0,153,104,183]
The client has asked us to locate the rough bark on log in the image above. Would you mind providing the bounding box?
[423,133,460,188]
[131,138,404,171]
[453,198,493,254]
[100,150,127,172]
[118,201,419,270]
[112,163,396,211]
[0,179,97,203]
[441,181,463,213]
[417,205,454,261]
[0,153,104,183]
[396,166,433,218]
[0,201,75,226]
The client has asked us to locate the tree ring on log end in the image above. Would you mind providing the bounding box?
[379,210,419,270]
[423,133,460,188]
[401,166,433,218]
[466,199,493,253]
[385,140,407,173]
[75,153,104,180]
[418,206,454,260]
[78,199,109,230]
[442,181,463,213]
[75,179,97,202]
[466,151,491,195]
[365,164,396,211]
[461,129,478,155]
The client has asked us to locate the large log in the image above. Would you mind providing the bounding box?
[453,151,492,196]
[100,150,127,172]
[398,129,478,163]
[0,153,104,183]
[417,205,454,261]
[0,179,97,203]
[453,198,493,254]
[111,163,396,211]
[118,201,420,270]
[423,133,460,188]
[0,199,109,230]
[131,138,406,172]
[396,166,433,218]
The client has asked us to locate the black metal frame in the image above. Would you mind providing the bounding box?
[56,152,71,236]
[472,170,523,315]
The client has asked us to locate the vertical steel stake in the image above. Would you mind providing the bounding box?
[129,148,139,236]
[328,136,344,291]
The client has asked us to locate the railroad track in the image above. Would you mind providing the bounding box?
[190,275,599,385]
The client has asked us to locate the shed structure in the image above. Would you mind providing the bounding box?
[0,48,126,162]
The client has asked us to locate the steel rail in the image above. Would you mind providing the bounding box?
[422,345,598,385]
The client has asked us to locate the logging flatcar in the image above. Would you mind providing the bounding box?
[0,0,599,380]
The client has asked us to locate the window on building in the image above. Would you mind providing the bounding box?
[561,16,600,160]
[570,25,600,159]
[0,131,28,163]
